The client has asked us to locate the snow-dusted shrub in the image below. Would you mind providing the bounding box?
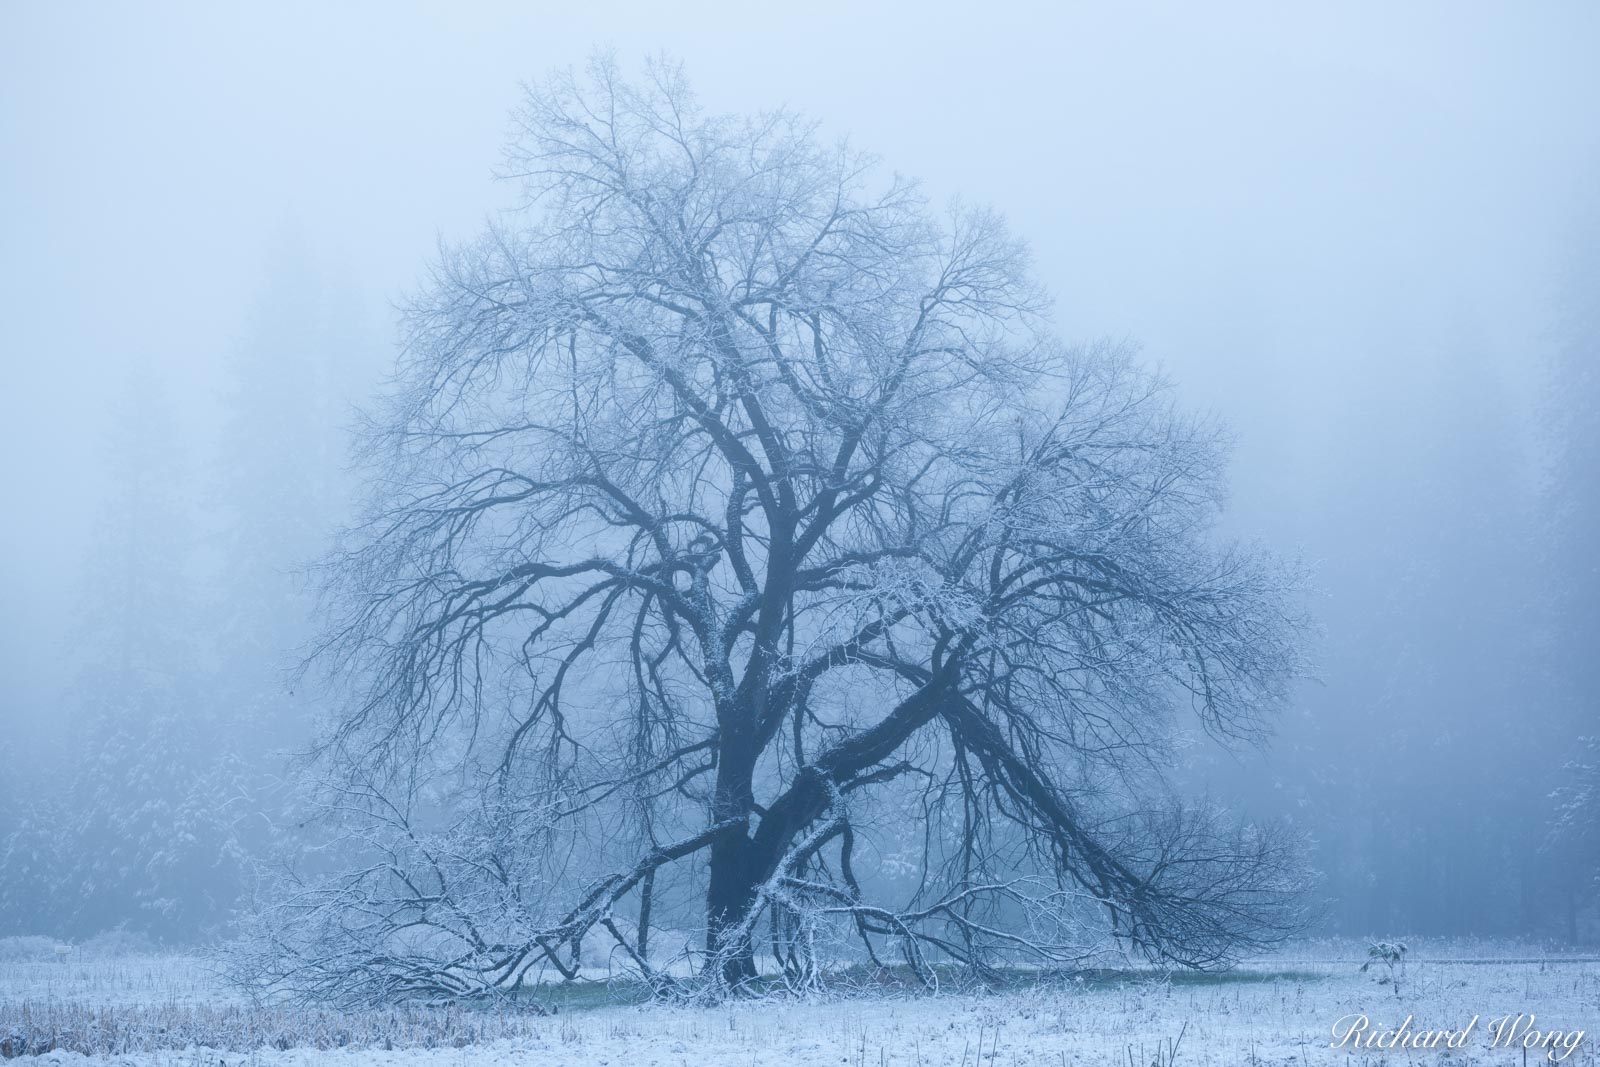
[0,935,58,963]
[1360,940,1407,997]
[80,927,160,958]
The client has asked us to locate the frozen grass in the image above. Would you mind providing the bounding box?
[0,1000,558,1059]
[2,941,1597,1064]
[0,955,230,1010]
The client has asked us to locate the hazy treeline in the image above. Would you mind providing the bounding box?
[0,260,372,940]
[1203,242,1600,938]
[1,226,1594,945]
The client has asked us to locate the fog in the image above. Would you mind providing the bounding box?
[3,2,1597,946]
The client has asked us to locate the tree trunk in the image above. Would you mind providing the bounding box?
[705,830,762,985]
[705,725,761,986]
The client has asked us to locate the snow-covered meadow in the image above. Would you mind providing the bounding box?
[3,940,1596,1066]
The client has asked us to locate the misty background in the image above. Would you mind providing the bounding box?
[2,2,1596,944]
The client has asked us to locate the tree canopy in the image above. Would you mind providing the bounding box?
[259,58,1309,1003]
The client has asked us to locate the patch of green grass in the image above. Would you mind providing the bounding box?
[482,961,1329,1015]
[490,977,655,1013]
[821,960,1327,992]
[1045,967,1327,990]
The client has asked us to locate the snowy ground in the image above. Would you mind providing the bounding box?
[2,941,1597,1065]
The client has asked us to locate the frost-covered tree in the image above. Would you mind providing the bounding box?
[1540,227,1600,939]
[0,374,252,940]
[1549,737,1599,905]
[266,59,1308,1000]
[207,239,369,755]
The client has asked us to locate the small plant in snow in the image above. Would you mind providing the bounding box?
[1360,940,1407,997]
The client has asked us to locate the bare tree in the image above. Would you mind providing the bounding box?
[1547,735,1600,938]
[269,57,1308,1001]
